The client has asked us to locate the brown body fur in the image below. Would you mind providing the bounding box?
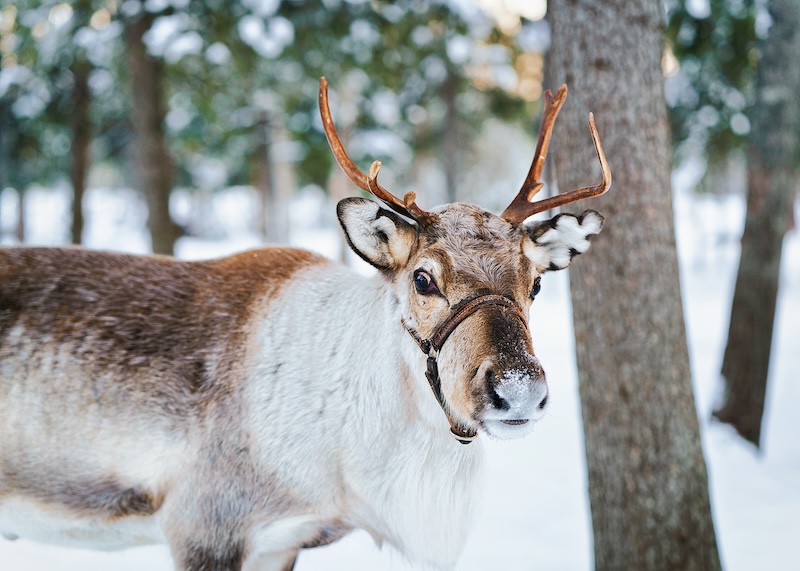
[0,246,326,568]
[0,247,324,407]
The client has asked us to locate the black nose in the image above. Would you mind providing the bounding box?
[538,392,549,410]
[485,368,510,411]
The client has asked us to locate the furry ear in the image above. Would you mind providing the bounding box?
[337,197,417,271]
[523,210,604,273]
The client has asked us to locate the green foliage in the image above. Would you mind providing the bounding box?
[0,0,127,189]
[1,0,534,195]
[665,0,758,166]
[160,0,532,189]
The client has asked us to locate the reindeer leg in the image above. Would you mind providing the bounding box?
[173,542,246,571]
[280,552,298,571]
[241,550,298,571]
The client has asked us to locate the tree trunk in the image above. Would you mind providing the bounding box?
[70,59,91,245]
[15,189,24,243]
[547,1,721,570]
[125,13,179,255]
[0,102,7,232]
[715,0,800,447]
[251,113,279,243]
[272,118,295,243]
[441,68,460,203]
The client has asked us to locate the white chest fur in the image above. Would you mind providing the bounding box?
[243,267,487,567]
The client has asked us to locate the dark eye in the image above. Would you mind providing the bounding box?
[414,270,439,295]
[530,276,542,300]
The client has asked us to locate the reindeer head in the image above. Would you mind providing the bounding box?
[321,78,611,442]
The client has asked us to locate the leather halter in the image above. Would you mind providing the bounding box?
[402,294,529,445]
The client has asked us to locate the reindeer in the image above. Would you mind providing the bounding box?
[0,79,610,570]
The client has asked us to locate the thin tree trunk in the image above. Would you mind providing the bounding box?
[715,0,800,447]
[70,59,91,245]
[15,189,24,243]
[251,112,293,244]
[251,113,275,242]
[272,119,295,243]
[0,101,6,231]
[441,68,459,203]
[547,1,721,569]
[125,13,179,255]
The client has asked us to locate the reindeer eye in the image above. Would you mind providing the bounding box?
[530,276,542,300]
[413,270,439,295]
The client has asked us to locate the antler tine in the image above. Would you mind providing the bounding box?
[319,77,437,225]
[501,86,612,224]
[367,161,433,223]
[501,85,568,225]
[524,85,568,197]
[521,112,612,216]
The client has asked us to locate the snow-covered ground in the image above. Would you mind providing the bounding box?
[0,184,797,570]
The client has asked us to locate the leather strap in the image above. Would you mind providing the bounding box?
[403,294,529,444]
[429,294,528,354]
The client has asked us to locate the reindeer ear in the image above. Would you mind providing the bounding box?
[523,210,604,273]
[337,197,417,271]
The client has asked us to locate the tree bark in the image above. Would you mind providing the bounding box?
[251,114,272,241]
[70,59,91,245]
[15,189,24,243]
[441,68,460,203]
[715,0,800,447]
[250,112,282,243]
[0,102,6,234]
[547,1,721,569]
[125,13,179,255]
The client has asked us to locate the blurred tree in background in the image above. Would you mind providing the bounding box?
[0,0,538,252]
[0,0,127,243]
[667,0,800,446]
[665,0,757,174]
[714,0,800,447]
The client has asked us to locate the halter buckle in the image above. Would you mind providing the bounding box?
[450,429,478,445]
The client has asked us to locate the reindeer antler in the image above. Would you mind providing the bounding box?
[501,85,612,225]
[319,77,438,226]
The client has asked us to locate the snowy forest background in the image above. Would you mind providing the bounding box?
[1,0,798,569]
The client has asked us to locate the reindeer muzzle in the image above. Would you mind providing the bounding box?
[403,294,529,444]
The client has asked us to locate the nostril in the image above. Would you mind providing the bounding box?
[538,392,549,410]
[485,369,510,411]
